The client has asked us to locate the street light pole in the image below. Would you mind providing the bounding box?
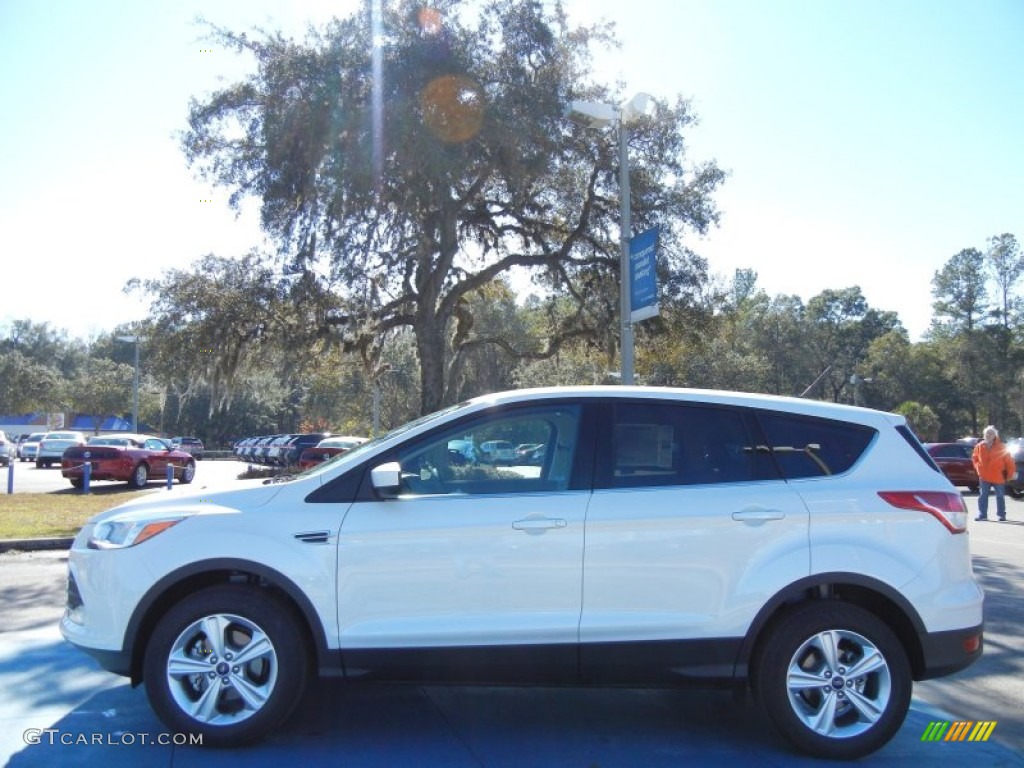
[132,340,139,432]
[116,335,147,432]
[568,93,652,385]
[617,118,634,385]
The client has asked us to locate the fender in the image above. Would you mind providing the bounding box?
[122,557,335,683]
[735,571,927,673]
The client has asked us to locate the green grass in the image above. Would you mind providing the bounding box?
[0,488,154,539]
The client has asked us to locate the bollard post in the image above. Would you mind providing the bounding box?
[166,462,174,490]
[6,461,13,494]
[83,461,91,494]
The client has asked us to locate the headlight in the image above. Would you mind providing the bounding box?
[88,517,185,549]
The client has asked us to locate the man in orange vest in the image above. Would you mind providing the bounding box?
[971,425,1017,521]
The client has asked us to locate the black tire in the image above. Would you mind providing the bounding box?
[35,460,44,469]
[753,602,911,760]
[128,462,149,489]
[969,485,981,494]
[178,461,196,484]
[70,478,84,489]
[142,585,310,747]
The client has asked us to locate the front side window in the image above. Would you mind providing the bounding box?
[606,402,774,488]
[394,404,582,496]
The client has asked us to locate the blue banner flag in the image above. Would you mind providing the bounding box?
[630,226,660,323]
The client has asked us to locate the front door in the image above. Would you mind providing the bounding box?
[336,403,590,678]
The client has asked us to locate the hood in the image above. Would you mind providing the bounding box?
[87,477,288,525]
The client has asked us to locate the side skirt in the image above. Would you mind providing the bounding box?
[339,639,744,688]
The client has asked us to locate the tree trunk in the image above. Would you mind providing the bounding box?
[415,312,448,416]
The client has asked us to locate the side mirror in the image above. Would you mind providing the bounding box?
[370,461,402,497]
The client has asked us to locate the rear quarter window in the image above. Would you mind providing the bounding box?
[757,410,877,479]
[899,426,944,476]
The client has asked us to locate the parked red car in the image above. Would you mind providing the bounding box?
[924,442,979,492]
[297,435,368,470]
[61,434,196,489]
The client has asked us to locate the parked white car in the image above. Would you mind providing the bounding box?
[60,386,983,759]
[479,439,516,464]
[0,430,14,466]
[36,430,87,468]
[18,431,47,462]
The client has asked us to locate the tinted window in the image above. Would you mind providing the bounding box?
[757,411,876,479]
[395,405,582,496]
[606,402,775,488]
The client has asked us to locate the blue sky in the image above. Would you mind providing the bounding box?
[2,0,1022,342]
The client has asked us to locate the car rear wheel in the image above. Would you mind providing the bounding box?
[753,601,911,760]
[128,462,149,488]
[142,585,309,747]
[70,478,84,488]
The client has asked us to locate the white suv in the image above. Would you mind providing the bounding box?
[60,386,983,759]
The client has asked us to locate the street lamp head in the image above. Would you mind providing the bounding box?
[566,100,618,128]
[621,92,655,124]
[567,93,655,128]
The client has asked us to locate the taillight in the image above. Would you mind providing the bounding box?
[878,491,967,533]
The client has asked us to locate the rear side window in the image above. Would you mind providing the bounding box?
[605,402,777,488]
[757,411,876,479]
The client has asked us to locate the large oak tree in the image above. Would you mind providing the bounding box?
[182,0,723,413]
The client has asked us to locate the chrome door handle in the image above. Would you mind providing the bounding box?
[512,517,567,532]
[731,508,785,523]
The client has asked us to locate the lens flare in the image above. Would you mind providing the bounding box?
[420,74,485,143]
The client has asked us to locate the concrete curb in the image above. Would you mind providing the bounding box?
[0,537,73,553]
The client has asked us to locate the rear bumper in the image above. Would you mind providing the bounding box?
[61,462,131,481]
[917,623,984,680]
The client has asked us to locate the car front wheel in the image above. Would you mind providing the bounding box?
[753,601,911,760]
[179,461,196,484]
[143,585,310,747]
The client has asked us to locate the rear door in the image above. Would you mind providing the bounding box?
[580,400,810,672]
